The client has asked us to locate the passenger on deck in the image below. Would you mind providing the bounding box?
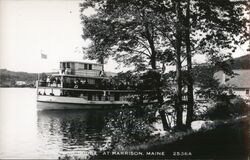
[80,80,85,89]
[56,78,61,87]
[83,80,89,89]
[79,93,84,98]
[76,79,82,88]
[50,76,55,87]
[65,68,70,74]
[46,76,50,87]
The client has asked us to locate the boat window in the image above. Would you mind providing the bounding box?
[67,62,70,68]
[61,63,66,68]
[84,64,88,69]
[87,79,95,84]
[89,64,92,70]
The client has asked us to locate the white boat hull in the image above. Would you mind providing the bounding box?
[37,95,129,110]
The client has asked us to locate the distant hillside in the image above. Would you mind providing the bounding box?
[0,69,58,87]
[231,54,250,69]
[0,69,38,87]
[0,69,38,82]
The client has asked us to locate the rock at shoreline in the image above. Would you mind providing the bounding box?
[191,120,214,131]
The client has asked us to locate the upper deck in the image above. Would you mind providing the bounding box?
[59,61,104,77]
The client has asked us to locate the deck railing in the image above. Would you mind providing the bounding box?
[38,81,138,91]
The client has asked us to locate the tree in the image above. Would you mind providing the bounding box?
[182,0,249,128]
[80,0,175,130]
[81,1,169,71]
[80,0,249,130]
[174,0,185,128]
[154,0,249,128]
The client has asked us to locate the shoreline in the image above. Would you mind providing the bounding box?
[88,115,249,160]
[0,86,35,88]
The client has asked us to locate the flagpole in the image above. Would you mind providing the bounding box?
[37,50,47,94]
[36,72,39,97]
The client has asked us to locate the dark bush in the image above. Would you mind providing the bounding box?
[205,101,232,120]
[205,97,249,120]
[102,107,155,148]
[230,97,249,116]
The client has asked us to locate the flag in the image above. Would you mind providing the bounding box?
[41,53,47,59]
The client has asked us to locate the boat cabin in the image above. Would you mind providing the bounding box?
[60,61,104,77]
[38,61,110,89]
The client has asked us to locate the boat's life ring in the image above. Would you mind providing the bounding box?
[74,85,78,89]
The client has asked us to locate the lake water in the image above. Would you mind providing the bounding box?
[0,88,111,159]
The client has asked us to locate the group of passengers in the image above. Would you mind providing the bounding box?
[63,79,130,90]
[63,79,90,89]
[39,76,134,90]
[47,76,61,87]
[38,76,60,87]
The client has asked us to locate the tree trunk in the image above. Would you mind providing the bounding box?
[185,0,194,128]
[150,54,156,70]
[145,24,157,70]
[175,0,183,129]
[146,24,169,130]
[99,56,104,72]
[159,110,169,130]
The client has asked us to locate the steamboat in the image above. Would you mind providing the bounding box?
[36,61,155,110]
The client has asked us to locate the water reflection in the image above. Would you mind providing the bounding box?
[37,110,110,159]
[0,88,114,159]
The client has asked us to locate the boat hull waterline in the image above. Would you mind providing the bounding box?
[37,95,130,110]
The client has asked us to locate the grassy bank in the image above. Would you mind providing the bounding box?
[89,115,249,160]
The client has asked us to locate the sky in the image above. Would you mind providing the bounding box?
[0,0,249,73]
[0,0,111,73]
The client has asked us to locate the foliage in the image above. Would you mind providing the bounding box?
[191,0,249,55]
[193,64,226,100]
[192,63,250,102]
[111,70,175,106]
[229,97,249,117]
[110,71,139,90]
[102,107,156,148]
[203,96,249,120]
[80,0,176,71]
[80,0,249,129]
